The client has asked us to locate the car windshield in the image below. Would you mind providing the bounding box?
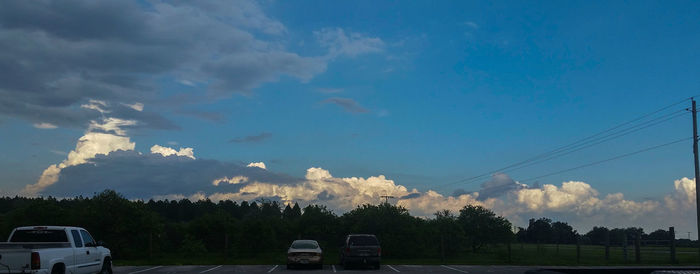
[10,229,68,242]
[349,236,378,246]
[291,241,318,249]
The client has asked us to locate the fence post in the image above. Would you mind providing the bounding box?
[605,230,610,261]
[635,231,641,263]
[670,226,677,264]
[623,233,628,262]
[576,236,581,264]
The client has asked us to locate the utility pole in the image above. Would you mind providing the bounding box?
[380,195,395,204]
[692,98,700,259]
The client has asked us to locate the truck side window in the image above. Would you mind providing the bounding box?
[79,230,95,246]
[71,230,83,247]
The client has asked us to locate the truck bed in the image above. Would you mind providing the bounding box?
[0,242,71,249]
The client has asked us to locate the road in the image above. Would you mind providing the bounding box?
[114,265,536,274]
[114,265,700,274]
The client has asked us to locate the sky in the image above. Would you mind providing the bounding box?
[1,0,700,237]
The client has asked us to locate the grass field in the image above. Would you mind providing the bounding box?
[113,243,700,266]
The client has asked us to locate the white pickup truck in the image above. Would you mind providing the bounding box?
[0,226,112,274]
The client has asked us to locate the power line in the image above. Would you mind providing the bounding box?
[493,110,688,175]
[518,137,692,183]
[435,100,690,189]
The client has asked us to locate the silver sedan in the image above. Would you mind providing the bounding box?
[286,240,323,269]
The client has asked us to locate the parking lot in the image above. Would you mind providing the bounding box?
[114,264,537,274]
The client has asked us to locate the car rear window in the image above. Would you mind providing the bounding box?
[10,229,68,242]
[291,241,318,249]
[349,236,378,246]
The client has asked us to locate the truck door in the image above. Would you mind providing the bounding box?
[79,230,102,273]
[71,229,90,274]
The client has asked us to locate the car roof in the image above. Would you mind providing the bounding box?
[15,226,85,230]
[347,234,376,237]
[292,239,319,243]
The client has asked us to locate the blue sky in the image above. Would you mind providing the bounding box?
[1,0,700,233]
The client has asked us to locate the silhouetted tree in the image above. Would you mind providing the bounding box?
[457,205,513,251]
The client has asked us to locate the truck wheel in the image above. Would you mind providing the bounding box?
[100,258,112,274]
[51,264,65,274]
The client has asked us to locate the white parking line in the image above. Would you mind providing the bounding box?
[441,265,469,273]
[267,265,278,273]
[387,265,400,272]
[199,265,222,273]
[128,266,162,274]
[332,264,336,272]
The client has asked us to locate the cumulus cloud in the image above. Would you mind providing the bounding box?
[23,112,698,233]
[515,181,600,212]
[212,176,249,186]
[23,118,136,195]
[247,162,267,169]
[665,177,695,211]
[150,144,195,159]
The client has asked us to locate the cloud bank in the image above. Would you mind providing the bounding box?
[23,111,697,234]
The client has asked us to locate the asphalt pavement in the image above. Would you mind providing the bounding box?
[114,264,537,274]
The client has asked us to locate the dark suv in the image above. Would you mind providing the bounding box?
[339,234,381,269]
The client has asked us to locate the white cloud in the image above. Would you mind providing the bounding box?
[150,145,195,159]
[665,177,695,211]
[88,118,138,136]
[397,190,500,217]
[33,122,58,129]
[515,181,600,212]
[22,111,700,235]
[315,28,385,59]
[80,99,110,114]
[212,176,249,186]
[188,167,416,211]
[23,119,136,195]
[247,162,266,169]
[122,102,144,112]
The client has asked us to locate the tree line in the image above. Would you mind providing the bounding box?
[515,217,690,247]
[0,190,689,260]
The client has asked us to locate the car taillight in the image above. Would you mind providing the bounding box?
[31,252,40,270]
[345,247,350,253]
[378,247,381,256]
